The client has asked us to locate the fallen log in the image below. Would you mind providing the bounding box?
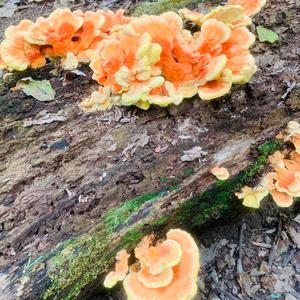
[0,0,299,299]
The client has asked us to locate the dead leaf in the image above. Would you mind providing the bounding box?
[260,275,277,291]
[15,77,55,101]
[238,272,253,297]
[286,224,300,249]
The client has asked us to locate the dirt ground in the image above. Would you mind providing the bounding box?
[0,0,299,299]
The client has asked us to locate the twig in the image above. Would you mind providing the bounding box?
[39,0,48,15]
[237,222,246,274]
[70,2,86,10]
[268,218,283,268]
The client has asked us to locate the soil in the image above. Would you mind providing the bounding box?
[0,0,299,299]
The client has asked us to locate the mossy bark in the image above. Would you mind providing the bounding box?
[1,0,299,299]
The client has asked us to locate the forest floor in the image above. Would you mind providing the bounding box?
[0,0,299,300]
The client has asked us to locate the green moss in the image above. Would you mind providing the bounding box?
[173,140,282,227]
[104,190,168,233]
[42,190,169,300]
[131,0,201,16]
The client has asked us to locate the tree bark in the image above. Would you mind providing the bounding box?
[0,0,299,299]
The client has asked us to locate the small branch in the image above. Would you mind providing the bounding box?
[237,222,246,274]
[268,217,283,268]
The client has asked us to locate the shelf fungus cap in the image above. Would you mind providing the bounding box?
[26,8,83,46]
[196,19,231,54]
[198,69,233,101]
[287,121,300,154]
[137,265,174,288]
[79,87,118,112]
[0,52,7,69]
[236,186,269,208]
[124,229,200,300]
[261,172,294,208]
[135,239,182,275]
[292,135,300,154]
[227,0,267,16]
[274,166,300,198]
[268,151,285,168]
[179,8,205,26]
[202,5,248,27]
[222,27,256,57]
[61,52,79,70]
[288,121,300,135]
[180,5,251,28]
[211,166,230,180]
[104,249,130,288]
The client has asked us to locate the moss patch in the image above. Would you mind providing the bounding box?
[104,191,167,233]
[173,140,283,227]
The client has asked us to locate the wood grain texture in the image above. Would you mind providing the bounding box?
[0,0,299,299]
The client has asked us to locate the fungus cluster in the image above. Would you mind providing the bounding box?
[0,8,131,71]
[211,166,230,180]
[0,0,267,111]
[236,120,300,209]
[104,229,200,300]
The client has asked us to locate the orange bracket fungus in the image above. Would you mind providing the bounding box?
[0,0,267,111]
[211,166,230,181]
[103,249,130,288]
[104,229,200,300]
[236,120,300,209]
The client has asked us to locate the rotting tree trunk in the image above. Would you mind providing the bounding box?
[0,0,300,299]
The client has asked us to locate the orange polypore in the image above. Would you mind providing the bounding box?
[137,265,174,288]
[235,186,268,208]
[179,8,204,26]
[227,0,267,16]
[287,121,300,154]
[26,8,83,47]
[135,239,182,275]
[198,69,233,100]
[292,135,300,154]
[238,121,300,209]
[274,166,300,198]
[104,249,130,288]
[261,172,294,208]
[196,19,231,55]
[0,52,7,69]
[180,5,251,28]
[211,166,230,180]
[0,20,46,71]
[124,229,200,300]
[1,2,264,109]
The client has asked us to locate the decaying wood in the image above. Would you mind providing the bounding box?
[0,0,299,299]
